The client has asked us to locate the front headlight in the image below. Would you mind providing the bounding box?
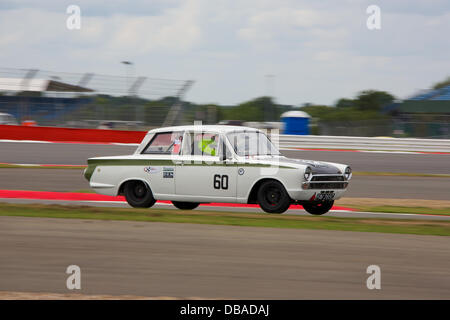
[304,166,312,181]
[344,166,352,180]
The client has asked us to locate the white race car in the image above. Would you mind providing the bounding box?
[85,125,352,215]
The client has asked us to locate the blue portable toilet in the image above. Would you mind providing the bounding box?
[281,110,311,135]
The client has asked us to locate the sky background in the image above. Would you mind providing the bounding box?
[1,0,449,106]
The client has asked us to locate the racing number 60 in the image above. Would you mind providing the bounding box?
[213,174,228,190]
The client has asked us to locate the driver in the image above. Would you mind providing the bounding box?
[197,134,217,156]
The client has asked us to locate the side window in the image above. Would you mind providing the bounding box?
[142,131,183,155]
[184,132,220,156]
[181,131,192,156]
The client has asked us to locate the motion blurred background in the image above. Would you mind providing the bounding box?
[0,0,449,137]
[1,66,450,137]
[0,0,449,300]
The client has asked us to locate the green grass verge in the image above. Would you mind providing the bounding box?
[0,203,448,236]
[351,205,450,216]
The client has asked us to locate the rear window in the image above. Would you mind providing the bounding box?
[142,132,183,155]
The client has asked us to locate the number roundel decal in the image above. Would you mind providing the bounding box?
[214,174,228,190]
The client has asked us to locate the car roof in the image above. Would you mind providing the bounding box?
[148,125,262,134]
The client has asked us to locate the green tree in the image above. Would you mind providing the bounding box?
[432,76,450,90]
[300,104,388,122]
[218,96,282,122]
[335,98,354,108]
[354,90,395,111]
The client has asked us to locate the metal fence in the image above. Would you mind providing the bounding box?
[315,119,450,139]
[0,98,216,130]
[0,67,191,98]
[0,67,194,129]
[316,119,393,137]
[279,134,450,153]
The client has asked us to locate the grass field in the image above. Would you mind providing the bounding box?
[348,205,450,216]
[42,192,450,217]
[0,203,449,236]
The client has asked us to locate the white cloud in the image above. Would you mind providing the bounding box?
[0,1,201,54]
[104,1,202,54]
[237,7,336,43]
[0,0,449,105]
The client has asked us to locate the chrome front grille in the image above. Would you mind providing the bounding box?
[309,182,347,189]
[303,175,348,190]
[311,175,345,181]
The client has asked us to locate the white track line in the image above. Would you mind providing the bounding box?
[280,148,426,155]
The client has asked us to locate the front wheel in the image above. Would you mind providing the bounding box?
[302,201,334,215]
[172,201,200,210]
[124,180,156,208]
[257,180,291,214]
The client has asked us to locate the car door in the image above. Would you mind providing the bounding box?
[140,130,183,196]
[175,131,237,201]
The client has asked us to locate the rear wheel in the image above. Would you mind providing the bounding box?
[302,201,334,215]
[124,180,156,208]
[172,201,200,210]
[257,180,291,214]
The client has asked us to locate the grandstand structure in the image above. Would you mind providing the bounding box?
[384,85,450,138]
[0,68,193,128]
[409,86,450,101]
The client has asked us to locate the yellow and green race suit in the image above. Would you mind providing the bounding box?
[198,138,216,156]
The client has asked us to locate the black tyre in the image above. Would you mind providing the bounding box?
[257,180,291,214]
[172,201,200,210]
[302,201,334,215]
[124,180,156,208]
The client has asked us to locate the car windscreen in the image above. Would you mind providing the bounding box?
[226,131,280,156]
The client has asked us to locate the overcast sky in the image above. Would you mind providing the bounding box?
[1,0,449,105]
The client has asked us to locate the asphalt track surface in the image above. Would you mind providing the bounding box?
[1,141,450,174]
[1,216,449,299]
[1,168,449,200]
[1,142,449,299]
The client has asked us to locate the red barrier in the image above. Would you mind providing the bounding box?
[0,189,359,211]
[0,125,146,144]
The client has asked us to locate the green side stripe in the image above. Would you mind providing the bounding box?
[84,159,296,181]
